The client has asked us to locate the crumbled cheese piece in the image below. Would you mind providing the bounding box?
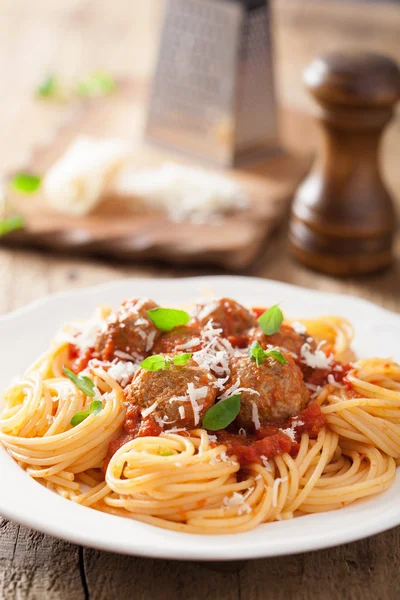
[186,383,208,426]
[46,414,55,423]
[223,492,245,508]
[135,317,148,326]
[272,477,288,507]
[160,427,186,434]
[178,406,186,420]
[300,341,333,369]
[291,321,307,335]
[145,330,156,352]
[238,503,252,515]
[220,377,260,401]
[197,302,218,322]
[115,162,248,224]
[327,373,343,388]
[280,426,296,442]
[175,337,202,351]
[136,329,147,341]
[251,400,261,430]
[261,455,272,471]
[207,434,218,443]
[141,400,159,418]
[64,315,104,350]
[108,360,139,387]
[238,428,247,436]
[114,349,142,362]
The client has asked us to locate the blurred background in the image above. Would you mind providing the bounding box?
[0,0,399,287]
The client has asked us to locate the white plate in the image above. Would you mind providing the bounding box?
[1,275,400,561]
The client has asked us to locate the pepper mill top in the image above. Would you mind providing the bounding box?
[289,52,400,276]
[304,52,400,108]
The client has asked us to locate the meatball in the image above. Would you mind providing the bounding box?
[95,298,161,361]
[225,352,309,429]
[152,325,205,355]
[124,360,217,429]
[193,298,257,339]
[247,324,311,358]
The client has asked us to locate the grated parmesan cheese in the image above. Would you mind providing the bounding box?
[260,455,272,471]
[272,476,288,507]
[145,330,156,352]
[291,321,307,335]
[220,377,260,401]
[114,349,142,362]
[141,400,159,418]
[280,426,296,442]
[115,162,248,224]
[250,400,261,430]
[178,406,186,420]
[327,373,343,388]
[223,492,245,508]
[186,383,208,426]
[175,337,202,351]
[108,360,139,387]
[300,341,333,370]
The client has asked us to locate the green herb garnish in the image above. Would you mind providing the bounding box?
[37,74,58,98]
[70,400,103,427]
[63,366,96,397]
[10,173,41,194]
[140,353,192,372]
[202,394,241,431]
[0,215,24,236]
[76,72,117,97]
[158,447,174,457]
[147,308,190,332]
[171,352,192,366]
[258,304,283,335]
[248,341,287,366]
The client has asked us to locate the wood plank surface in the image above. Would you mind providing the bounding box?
[1,1,400,599]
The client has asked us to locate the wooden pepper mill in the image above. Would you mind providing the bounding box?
[289,52,400,275]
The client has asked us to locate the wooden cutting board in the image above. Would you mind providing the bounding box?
[2,80,310,270]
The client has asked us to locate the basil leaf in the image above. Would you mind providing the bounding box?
[248,341,266,366]
[172,353,192,366]
[140,355,167,372]
[70,400,103,427]
[202,394,241,431]
[90,400,103,415]
[37,74,57,98]
[63,366,96,397]
[258,304,283,335]
[77,72,117,97]
[266,348,287,365]
[0,216,24,236]
[10,173,41,194]
[248,342,287,366]
[158,447,174,457]
[70,410,90,427]
[147,308,190,331]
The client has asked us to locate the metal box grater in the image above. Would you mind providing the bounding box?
[145,0,279,167]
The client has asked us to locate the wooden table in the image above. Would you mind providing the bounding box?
[1,1,400,598]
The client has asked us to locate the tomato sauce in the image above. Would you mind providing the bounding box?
[104,404,163,470]
[216,403,325,467]
[304,361,351,388]
[68,344,95,373]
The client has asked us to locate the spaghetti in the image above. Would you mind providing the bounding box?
[1,296,399,535]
